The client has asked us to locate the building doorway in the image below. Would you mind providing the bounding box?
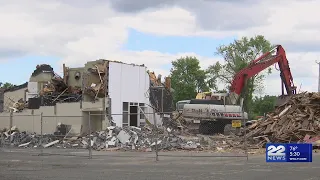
[129,106,138,127]
[122,102,145,127]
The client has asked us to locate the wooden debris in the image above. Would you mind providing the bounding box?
[246,92,320,146]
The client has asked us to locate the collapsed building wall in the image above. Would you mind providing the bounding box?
[1,84,27,112]
[0,61,109,134]
[81,60,108,102]
[29,64,54,91]
[0,102,105,135]
[0,59,173,134]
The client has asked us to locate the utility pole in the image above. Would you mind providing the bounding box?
[316,60,320,92]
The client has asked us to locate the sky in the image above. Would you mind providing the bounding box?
[0,0,319,96]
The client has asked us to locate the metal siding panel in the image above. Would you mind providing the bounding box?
[108,62,122,126]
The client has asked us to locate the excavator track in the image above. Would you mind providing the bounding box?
[182,118,241,135]
[197,120,238,135]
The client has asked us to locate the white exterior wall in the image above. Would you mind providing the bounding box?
[108,62,160,127]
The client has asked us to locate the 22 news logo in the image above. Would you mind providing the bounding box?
[267,145,286,161]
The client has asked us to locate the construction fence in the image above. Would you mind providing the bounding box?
[0,111,249,160]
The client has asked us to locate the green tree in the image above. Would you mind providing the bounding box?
[207,35,273,112]
[170,56,209,103]
[251,95,277,119]
[0,82,14,89]
[206,61,220,91]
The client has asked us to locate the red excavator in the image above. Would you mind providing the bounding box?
[228,44,297,106]
[182,45,297,134]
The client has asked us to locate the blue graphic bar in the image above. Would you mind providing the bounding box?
[266,143,312,162]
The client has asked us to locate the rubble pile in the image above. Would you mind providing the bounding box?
[38,65,82,106]
[246,92,320,147]
[1,124,245,152]
[0,126,62,148]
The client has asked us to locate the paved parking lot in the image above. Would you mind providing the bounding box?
[0,148,319,180]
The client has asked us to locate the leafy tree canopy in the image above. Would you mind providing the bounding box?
[207,35,273,112]
[0,82,14,89]
[251,95,277,119]
[170,56,209,103]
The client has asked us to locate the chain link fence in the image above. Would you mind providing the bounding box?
[40,114,88,157]
[0,112,89,157]
[154,111,249,160]
[0,109,249,160]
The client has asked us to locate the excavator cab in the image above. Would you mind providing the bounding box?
[176,100,190,112]
[195,92,212,99]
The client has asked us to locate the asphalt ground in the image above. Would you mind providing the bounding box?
[0,148,319,180]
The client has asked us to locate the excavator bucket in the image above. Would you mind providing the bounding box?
[275,95,292,108]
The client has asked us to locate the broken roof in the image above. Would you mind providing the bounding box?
[4,60,149,94]
[31,64,54,77]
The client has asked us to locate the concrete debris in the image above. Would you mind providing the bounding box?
[0,124,246,152]
[43,140,60,148]
[117,130,131,144]
[245,92,320,149]
[18,142,31,147]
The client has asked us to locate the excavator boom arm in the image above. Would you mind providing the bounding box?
[230,45,296,96]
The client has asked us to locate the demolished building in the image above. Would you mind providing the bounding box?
[0,59,174,135]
